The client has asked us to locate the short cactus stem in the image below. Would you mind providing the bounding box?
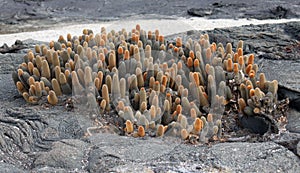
[125,120,134,134]
[47,90,58,105]
[181,129,189,140]
[137,126,145,137]
[156,124,165,137]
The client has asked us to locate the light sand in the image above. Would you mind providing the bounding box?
[0,17,299,46]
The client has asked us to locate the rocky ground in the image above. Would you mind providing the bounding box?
[0,0,300,172]
[1,0,300,34]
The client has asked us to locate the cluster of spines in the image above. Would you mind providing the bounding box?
[13,24,279,142]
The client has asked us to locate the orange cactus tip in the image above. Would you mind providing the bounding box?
[247,85,253,90]
[124,106,129,112]
[28,61,34,72]
[238,98,246,112]
[67,33,72,41]
[175,97,181,105]
[233,53,239,62]
[100,39,105,46]
[61,43,66,49]
[17,81,25,93]
[137,126,145,137]
[59,35,64,41]
[206,48,212,59]
[168,43,174,49]
[17,69,23,76]
[99,53,105,62]
[249,89,255,97]
[238,56,244,66]
[67,41,72,48]
[174,47,179,53]
[47,90,58,105]
[136,24,141,31]
[155,29,159,39]
[28,96,39,104]
[124,50,130,60]
[156,125,165,137]
[166,92,171,98]
[176,37,182,47]
[67,47,72,54]
[211,42,217,52]
[190,108,197,119]
[101,33,107,41]
[21,62,27,68]
[176,105,182,114]
[194,59,200,67]
[205,64,210,74]
[161,75,168,86]
[199,38,205,46]
[245,64,252,75]
[233,63,239,73]
[227,58,233,72]
[48,41,54,49]
[132,33,139,42]
[28,76,35,86]
[248,54,255,65]
[117,100,125,111]
[147,31,152,39]
[100,99,106,110]
[187,57,193,68]
[175,62,182,71]
[125,120,134,133]
[83,29,88,35]
[193,73,200,86]
[193,118,203,133]
[249,72,255,78]
[238,48,243,57]
[207,113,213,123]
[103,48,108,55]
[63,69,70,78]
[181,129,189,140]
[189,50,195,59]
[158,35,164,43]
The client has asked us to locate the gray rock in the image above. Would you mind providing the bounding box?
[89,133,179,162]
[87,134,300,172]
[0,162,27,173]
[31,166,75,173]
[87,147,126,173]
[33,139,89,170]
[273,132,300,155]
[286,109,300,133]
[207,142,300,172]
[297,141,300,156]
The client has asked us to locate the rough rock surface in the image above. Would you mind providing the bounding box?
[298,141,300,156]
[187,0,300,19]
[0,0,300,34]
[33,139,89,170]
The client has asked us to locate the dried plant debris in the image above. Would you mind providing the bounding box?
[0,40,27,54]
[12,24,289,143]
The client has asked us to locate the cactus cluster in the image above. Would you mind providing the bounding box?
[12,24,282,142]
